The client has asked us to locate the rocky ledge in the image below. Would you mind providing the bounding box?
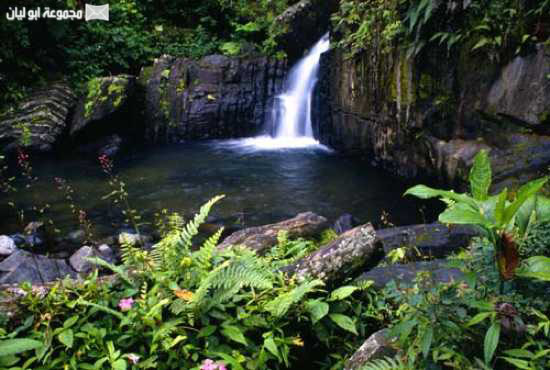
[0,83,76,153]
[139,54,286,143]
[315,39,550,190]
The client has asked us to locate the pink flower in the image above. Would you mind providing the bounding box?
[200,359,217,370]
[118,297,134,312]
[200,359,226,370]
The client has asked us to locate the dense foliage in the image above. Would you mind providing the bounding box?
[332,0,550,59]
[0,0,292,110]
[0,196,381,369]
[0,150,549,369]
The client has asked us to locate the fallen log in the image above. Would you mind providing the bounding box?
[217,212,329,254]
[282,223,379,282]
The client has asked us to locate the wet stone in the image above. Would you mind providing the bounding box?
[0,235,17,256]
[0,249,76,284]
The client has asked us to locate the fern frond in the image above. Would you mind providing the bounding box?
[192,227,224,270]
[151,195,224,272]
[192,251,273,310]
[359,356,410,370]
[169,298,189,315]
[180,195,225,250]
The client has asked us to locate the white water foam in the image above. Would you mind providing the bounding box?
[213,135,332,153]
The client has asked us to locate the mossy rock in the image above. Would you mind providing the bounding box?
[71,75,137,136]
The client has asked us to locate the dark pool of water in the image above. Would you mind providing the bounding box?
[0,140,437,237]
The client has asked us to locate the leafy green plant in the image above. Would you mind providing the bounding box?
[405,149,550,283]
[2,195,382,369]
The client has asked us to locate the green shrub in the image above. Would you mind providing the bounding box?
[1,196,381,369]
[521,221,550,259]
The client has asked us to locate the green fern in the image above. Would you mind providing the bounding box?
[192,249,273,310]
[151,195,225,272]
[264,279,324,317]
[191,226,224,270]
[180,195,225,250]
[360,356,410,370]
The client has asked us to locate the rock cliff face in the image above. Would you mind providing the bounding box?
[314,42,550,188]
[139,54,286,143]
[0,83,76,153]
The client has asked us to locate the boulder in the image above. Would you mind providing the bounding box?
[0,249,76,284]
[356,259,464,289]
[218,212,328,254]
[376,223,478,260]
[97,244,115,264]
[140,54,286,143]
[344,329,397,370]
[0,236,16,256]
[283,223,379,282]
[69,246,96,273]
[486,44,550,127]
[424,133,550,189]
[0,82,76,153]
[71,75,137,137]
[273,0,338,62]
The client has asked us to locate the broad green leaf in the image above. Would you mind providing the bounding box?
[0,354,19,367]
[263,337,280,360]
[438,203,489,227]
[265,279,324,318]
[63,316,79,329]
[502,177,548,226]
[390,318,418,342]
[494,189,507,226]
[516,256,550,281]
[329,314,358,335]
[58,329,74,348]
[197,325,216,338]
[210,352,245,370]
[421,326,433,358]
[76,300,124,320]
[86,257,133,286]
[221,325,247,346]
[534,349,550,359]
[466,312,492,327]
[502,349,534,359]
[517,195,550,234]
[404,185,478,208]
[112,359,127,370]
[469,150,491,201]
[305,299,329,324]
[472,37,491,51]
[0,339,43,357]
[329,286,358,301]
[484,322,500,364]
[500,357,530,369]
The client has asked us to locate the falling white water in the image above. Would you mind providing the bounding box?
[218,33,331,152]
[274,33,330,139]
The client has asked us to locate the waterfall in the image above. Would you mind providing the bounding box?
[215,33,331,152]
[273,33,330,139]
